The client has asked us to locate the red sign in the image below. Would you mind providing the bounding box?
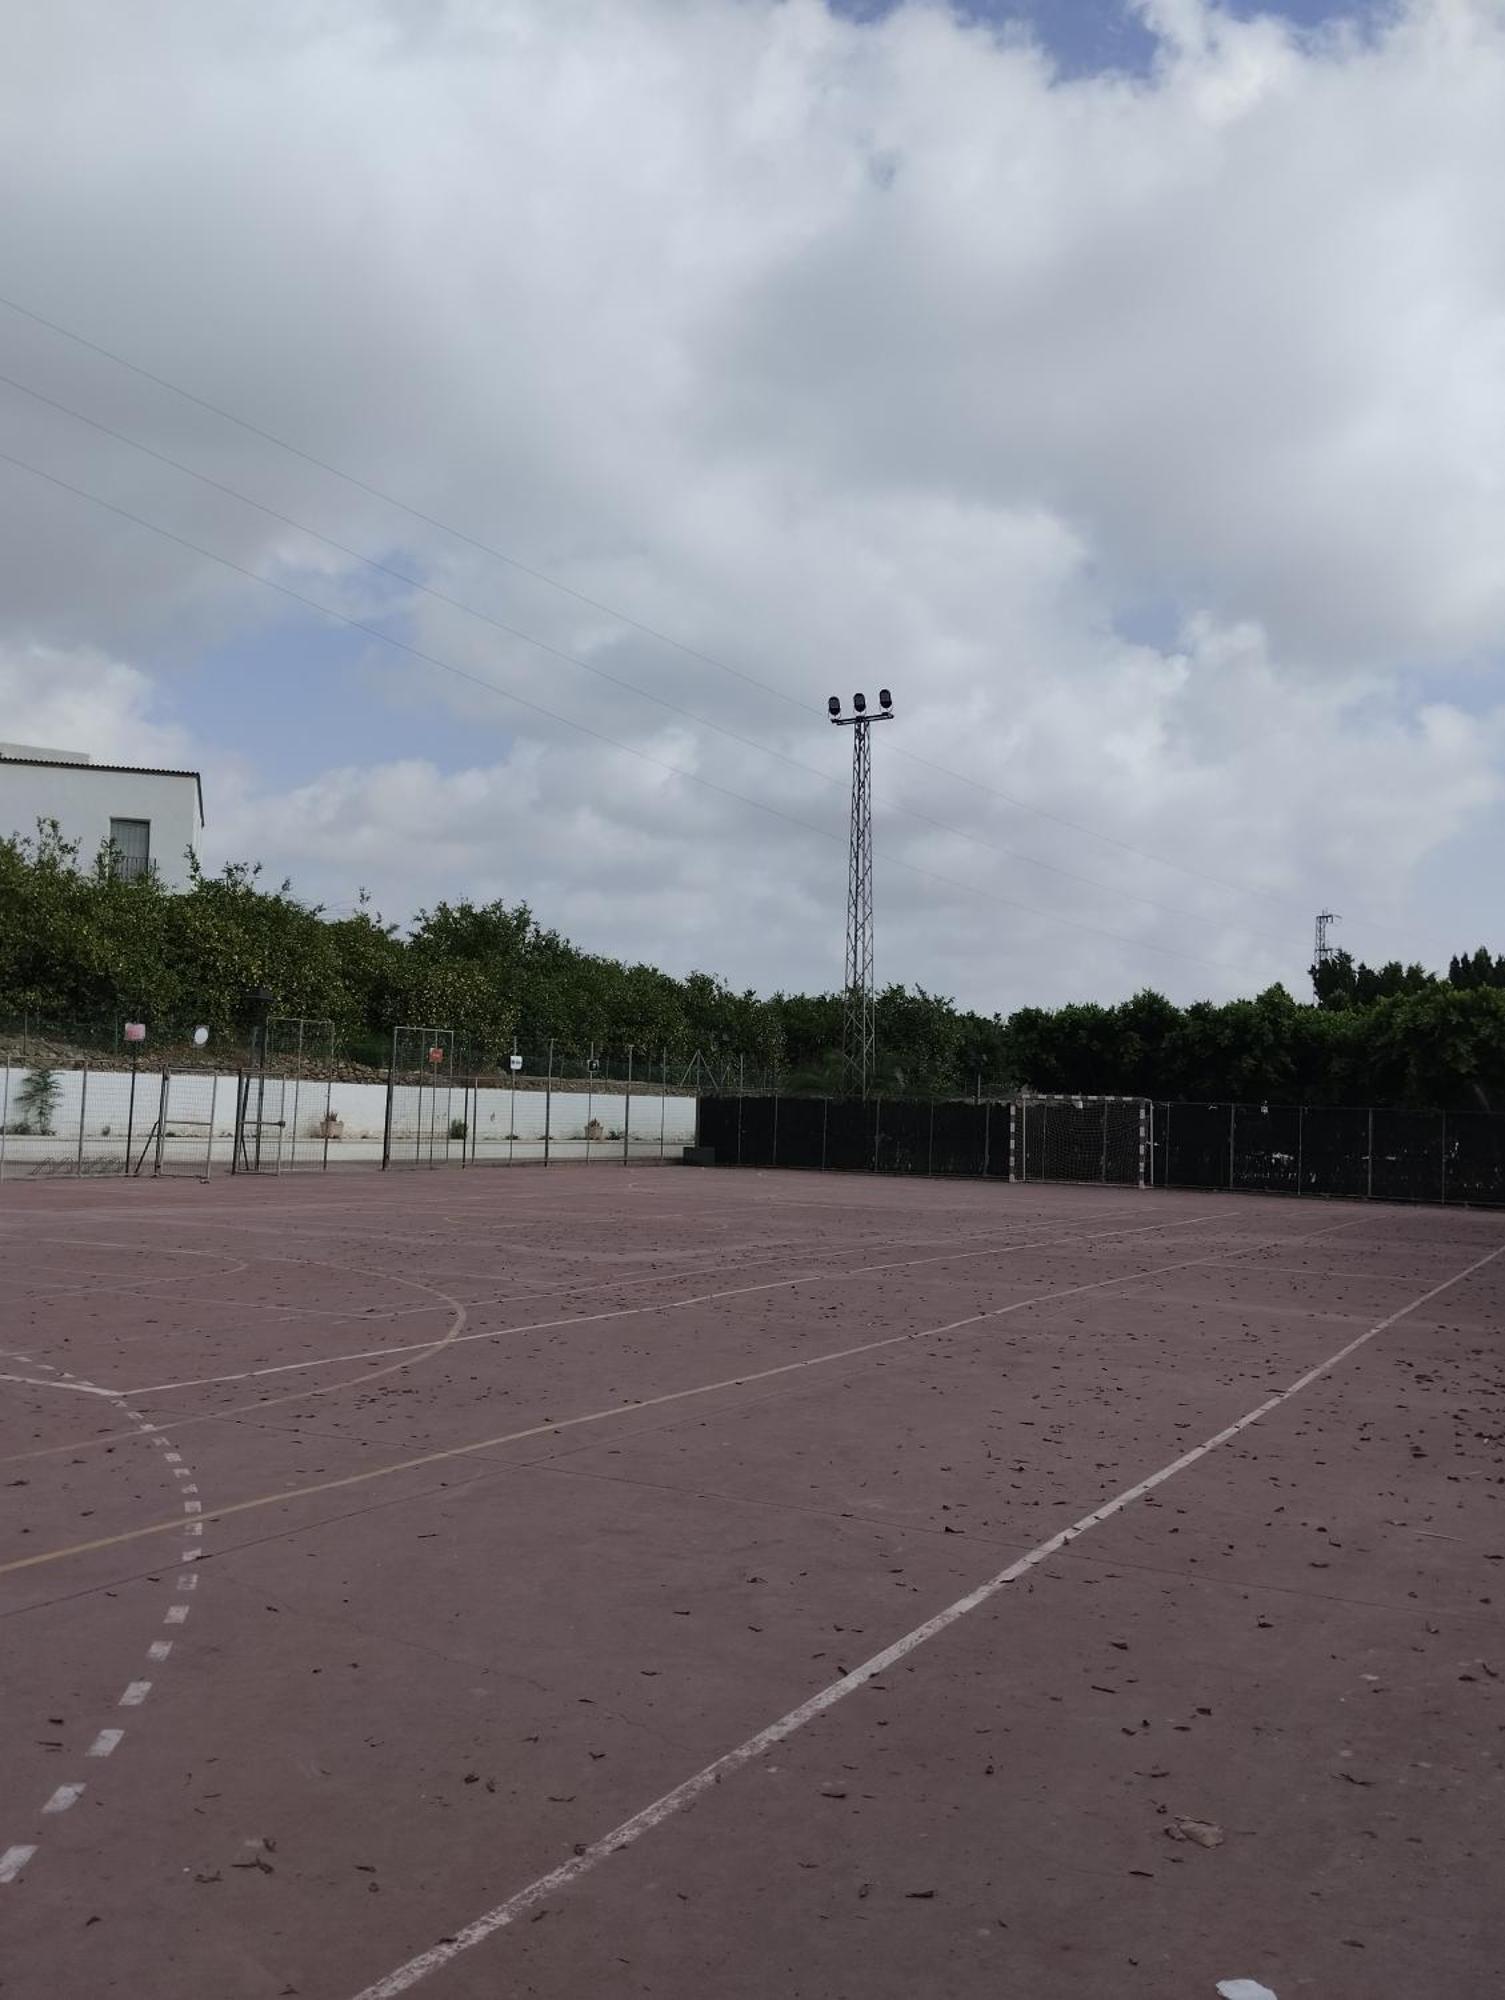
[428,1046,445,1065]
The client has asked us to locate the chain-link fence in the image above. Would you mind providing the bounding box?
[695,1093,1505,1207]
[0,1046,698,1181]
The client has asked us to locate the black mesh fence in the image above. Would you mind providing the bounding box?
[1372,1110,1446,1203]
[874,1099,930,1175]
[931,1102,992,1177]
[1228,1104,1301,1196]
[824,1098,877,1174]
[776,1096,828,1171]
[1159,1102,1231,1191]
[738,1095,778,1169]
[687,1094,1505,1208]
[1444,1114,1505,1207]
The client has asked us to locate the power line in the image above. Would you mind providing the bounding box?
[0,441,1279,982]
[0,287,1389,936]
[0,363,1297,948]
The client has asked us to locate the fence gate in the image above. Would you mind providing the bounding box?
[232,1072,287,1175]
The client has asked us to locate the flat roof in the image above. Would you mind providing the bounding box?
[0,752,205,827]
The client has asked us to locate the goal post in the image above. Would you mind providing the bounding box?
[1013,1094,1149,1187]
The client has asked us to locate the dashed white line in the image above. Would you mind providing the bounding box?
[165,1602,191,1624]
[87,1729,124,1758]
[41,1784,85,1816]
[0,1845,37,1884]
[118,1681,152,1708]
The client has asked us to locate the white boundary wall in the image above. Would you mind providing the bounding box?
[0,1064,697,1173]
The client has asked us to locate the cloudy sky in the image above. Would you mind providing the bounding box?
[2,0,1503,1014]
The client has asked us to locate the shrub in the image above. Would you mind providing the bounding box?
[15,1064,61,1135]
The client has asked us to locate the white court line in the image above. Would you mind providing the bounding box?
[41,1783,85,1816]
[117,1681,152,1707]
[0,1373,118,1396]
[87,1729,123,1757]
[165,1602,190,1624]
[147,1639,174,1663]
[119,1207,1226,1398]
[347,1234,1505,2000]
[0,1845,37,1884]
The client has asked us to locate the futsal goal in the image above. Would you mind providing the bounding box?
[1012,1094,1150,1188]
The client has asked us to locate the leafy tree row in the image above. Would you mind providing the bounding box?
[4,824,1504,1108]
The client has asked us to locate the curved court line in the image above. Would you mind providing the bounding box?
[120,1205,1215,1399]
[345,1231,1505,1999]
[0,1214,1334,1580]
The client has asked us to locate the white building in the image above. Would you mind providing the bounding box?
[0,743,204,890]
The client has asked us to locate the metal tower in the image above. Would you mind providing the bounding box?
[828,689,894,1098]
[1314,910,1340,965]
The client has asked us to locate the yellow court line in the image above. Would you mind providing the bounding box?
[0,1221,1327,1580]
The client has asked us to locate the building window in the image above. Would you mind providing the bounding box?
[109,817,151,882]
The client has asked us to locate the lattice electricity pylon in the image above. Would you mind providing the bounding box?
[1314,910,1340,964]
[828,689,894,1099]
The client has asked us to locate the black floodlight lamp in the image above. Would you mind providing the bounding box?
[878,687,893,711]
[853,690,867,713]
[827,695,841,718]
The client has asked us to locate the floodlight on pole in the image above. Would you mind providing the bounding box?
[828,689,895,1100]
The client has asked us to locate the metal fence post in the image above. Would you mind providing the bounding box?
[927,1099,935,1176]
[0,1058,8,1181]
[1441,1112,1449,1205]
[1228,1104,1236,1190]
[1295,1104,1303,1199]
[204,1075,219,1180]
[544,1039,554,1167]
[381,1062,394,1171]
[982,1098,991,1177]
[736,1085,743,1168]
[659,1048,668,1162]
[772,1085,780,1168]
[1366,1107,1374,1200]
[623,1046,633,1165]
[820,1096,829,1173]
[73,1062,89,1176]
[153,1071,170,1177]
[873,1096,881,1175]
[1100,1097,1109,1184]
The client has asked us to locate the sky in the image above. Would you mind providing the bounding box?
[2,0,1504,1015]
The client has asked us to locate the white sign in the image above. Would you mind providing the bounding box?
[192,1026,210,1047]
[124,1022,146,1044]
[509,1054,524,1072]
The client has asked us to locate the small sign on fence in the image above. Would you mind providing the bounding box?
[428,1047,445,1066]
[509,1055,523,1073]
[124,1022,146,1044]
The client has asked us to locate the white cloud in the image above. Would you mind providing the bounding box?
[0,642,193,768]
[2,0,1504,1011]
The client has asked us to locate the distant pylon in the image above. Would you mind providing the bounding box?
[828,689,895,1098]
[1314,910,1340,964]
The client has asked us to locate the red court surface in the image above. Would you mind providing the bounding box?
[2,1166,1502,1999]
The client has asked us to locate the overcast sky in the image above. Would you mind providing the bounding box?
[2,0,1503,1015]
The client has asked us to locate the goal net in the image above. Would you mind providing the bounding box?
[1014,1095,1148,1187]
